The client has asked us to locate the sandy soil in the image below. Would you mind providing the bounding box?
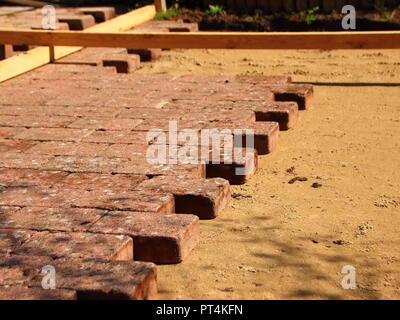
[138,48,400,299]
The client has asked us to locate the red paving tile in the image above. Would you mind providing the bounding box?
[138,176,231,219]
[127,48,162,62]
[0,287,77,300]
[270,84,314,110]
[55,172,148,190]
[102,54,141,73]
[1,229,133,261]
[88,211,200,263]
[0,168,67,186]
[166,100,298,130]
[25,141,109,157]
[0,206,105,232]
[77,7,116,22]
[0,256,157,299]
[58,15,95,30]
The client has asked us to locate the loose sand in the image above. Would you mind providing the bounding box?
[138,48,400,299]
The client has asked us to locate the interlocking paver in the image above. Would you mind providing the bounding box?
[0,229,133,261]
[0,256,157,299]
[0,206,105,232]
[77,7,116,22]
[0,168,67,186]
[88,211,200,263]
[55,172,148,190]
[58,14,95,30]
[103,54,141,73]
[166,100,299,130]
[0,288,77,300]
[269,84,314,110]
[138,176,231,219]
[127,48,162,62]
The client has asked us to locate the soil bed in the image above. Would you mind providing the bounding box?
[166,9,400,31]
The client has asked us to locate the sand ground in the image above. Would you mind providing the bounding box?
[138,48,400,299]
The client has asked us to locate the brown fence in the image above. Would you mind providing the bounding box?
[200,0,400,14]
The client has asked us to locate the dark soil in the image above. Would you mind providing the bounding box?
[172,9,400,31]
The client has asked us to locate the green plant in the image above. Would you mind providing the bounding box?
[383,10,396,22]
[155,7,180,20]
[243,15,255,22]
[299,6,319,25]
[207,4,226,16]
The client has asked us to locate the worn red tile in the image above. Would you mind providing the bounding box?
[72,190,175,213]
[58,15,95,30]
[14,230,133,261]
[89,211,200,263]
[138,176,231,219]
[83,130,153,144]
[78,7,116,22]
[0,115,75,128]
[0,168,67,186]
[26,141,109,157]
[67,118,143,130]
[0,287,77,300]
[0,153,53,170]
[13,128,93,142]
[253,101,299,130]
[0,206,105,232]
[0,256,157,299]
[270,84,314,110]
[0,185,86,208]
[102,54,141,73]
[41,156,127,173]
[203,121,280,155]
[56,172,147,190]
[0,140,36,153]
[127,48,162,62]
[0,127,25,139]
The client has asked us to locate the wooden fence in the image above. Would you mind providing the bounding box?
[200,0,400,14]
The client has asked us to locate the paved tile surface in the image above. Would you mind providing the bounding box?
[0,13,313,299]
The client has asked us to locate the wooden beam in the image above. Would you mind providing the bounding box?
[1,0,49,7]
[155,0,167,12]
[1,30,400,50]
[0,5,156,83]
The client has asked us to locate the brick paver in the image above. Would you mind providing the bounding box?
[0,256,157,299]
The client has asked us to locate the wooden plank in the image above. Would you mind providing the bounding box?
[155,0,167,12]
[2,0,48,7]
[0,5,156,83]
[1,29,400,50]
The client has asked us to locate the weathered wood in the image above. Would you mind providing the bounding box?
[155,0,167,12]
[1,29,400,50]
[1,0,48,7]
[0,5,156,83]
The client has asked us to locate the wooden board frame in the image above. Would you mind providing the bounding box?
[1,30,400,50]
[0,4,156,83]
